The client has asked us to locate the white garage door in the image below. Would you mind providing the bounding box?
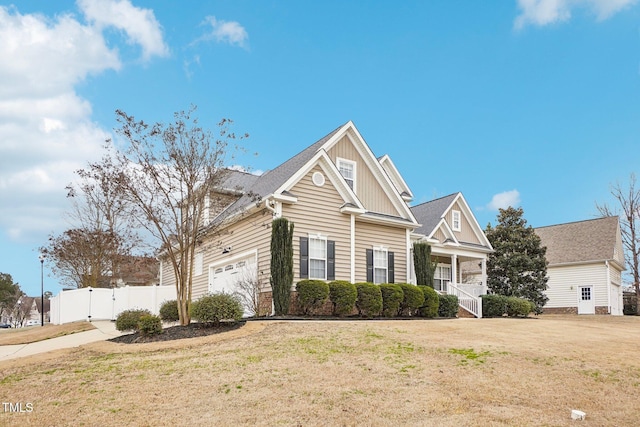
[209,254,257,316]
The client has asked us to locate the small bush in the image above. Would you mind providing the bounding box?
[380,284,404,317]
[191,293,243,326]
[398,283,425,316]
[418,286,439,318]
[115,309,151,332]
[354,282,383,317]
[481,294,508,317]
[159,300,179,322]
[505,296,532,317]
[296,280,330,315]
[438,294,459,318]
[328,281,357,316]
[138,314,163,335]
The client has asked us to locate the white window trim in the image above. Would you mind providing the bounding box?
[309,234,328,280]
[336,157,357,193]
[373,246,388,284]
[434,263,451,292]
[452,210,461,232]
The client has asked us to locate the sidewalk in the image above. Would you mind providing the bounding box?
[0,321,123,362]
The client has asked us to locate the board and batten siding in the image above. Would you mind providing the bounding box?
[326,134,400,217]
[545,263,608,308]
[354,220,407,283]
[448,201,482,245]
[286,165,352,283]
[160,209,272,300]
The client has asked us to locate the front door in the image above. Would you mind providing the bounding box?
[577,285,595,314]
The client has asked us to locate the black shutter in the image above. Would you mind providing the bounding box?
[388,251,395,283]
[300,237,308,279]
[366,249,373,282]
[327,240,335,280]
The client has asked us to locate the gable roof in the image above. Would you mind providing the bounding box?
[535,216,623,267]
[410,193,459,237]
[212,122,419,227]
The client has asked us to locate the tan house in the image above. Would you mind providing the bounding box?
[160,122,422,314]
[410,193,493,317]
[534,216,625,315]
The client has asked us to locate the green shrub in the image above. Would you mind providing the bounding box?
[138,314,163,335]
[438,294,459,318]
[354,282,383,317]
[398,283,425,316]
[505,296,532,317]
[191,293,244,326]
[380,284,404,317]
[328,281,357,316]
[481,294,508,317]
[418,286,439,318]
[115,309,151,332]
[159,299,179,322]
[296,280,330,315]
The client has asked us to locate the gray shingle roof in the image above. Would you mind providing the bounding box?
[218,169,261,193]
[410,193,459,236]
[212,124,346,224]
[534,216,620,265]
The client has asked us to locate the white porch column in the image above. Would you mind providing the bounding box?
[451,254,458,285]
[481,258,487,294]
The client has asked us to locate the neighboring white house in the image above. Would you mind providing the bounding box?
[534,216,625,315]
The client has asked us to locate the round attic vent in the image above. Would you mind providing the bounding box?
[312,171,325,187]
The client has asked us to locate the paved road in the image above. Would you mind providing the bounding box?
[0,321,123,362]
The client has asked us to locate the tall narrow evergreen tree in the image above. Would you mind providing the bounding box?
[270,218,294,315]
[485,207,549,313]
[413,242,436,287]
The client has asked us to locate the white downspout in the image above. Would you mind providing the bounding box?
[264,198,277,216]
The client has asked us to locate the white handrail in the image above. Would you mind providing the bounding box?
[447,282,483,318]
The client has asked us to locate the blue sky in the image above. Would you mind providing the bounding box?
[1,0,639,296]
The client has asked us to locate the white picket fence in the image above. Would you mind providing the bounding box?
[50,285,176,325]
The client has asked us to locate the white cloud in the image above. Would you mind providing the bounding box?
[487,190,521,211]
[0,2,167,243]
[514,0,637,29]
[198,16,248,48]
[78,0,169,60]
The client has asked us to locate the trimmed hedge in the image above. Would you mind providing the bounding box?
[115,309,151,332]
[191,293,243,326]
[482,294,533,317]
[138,314,163,335]
[505,296,533,317]
[380,284,404,317]
[328,281,357,316]
[355,282,383,317]
[159,299,179,322]
[296,280,330,315]
[418,286,439,318]
[398,283,425,316]
[438,294,459,318]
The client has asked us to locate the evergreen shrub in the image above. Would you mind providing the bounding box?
[354,282,383,317]
[138,314,163,335]
[380,284,404,317]
[159,299,179,322]
[505,296,532,317]
[418,286,439,318]
[328,281,357,316]
[398,283,425,316]
[191,293,243,326]
[296,280,330,315]
[115,309,151,332]
[438,294,459,318]
[481,294,508,317]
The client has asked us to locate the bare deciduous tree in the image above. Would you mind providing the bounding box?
[596,173,640,299]
[83,106,247,325]
[233,266,266,317]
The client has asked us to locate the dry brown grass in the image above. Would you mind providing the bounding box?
[1,315,639,426]
[0,322,95,345]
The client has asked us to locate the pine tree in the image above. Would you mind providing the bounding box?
[485,207,549,313]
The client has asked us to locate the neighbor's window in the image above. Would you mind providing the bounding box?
[337,158,356,191]
[309,236,327,279]
[452,210,461,232]
[373,247,388,284]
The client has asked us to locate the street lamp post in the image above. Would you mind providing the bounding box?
[39,254,45,327]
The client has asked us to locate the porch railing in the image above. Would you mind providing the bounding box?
[447,282,483,318]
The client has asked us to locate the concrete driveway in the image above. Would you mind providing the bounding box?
[0,321,123,362]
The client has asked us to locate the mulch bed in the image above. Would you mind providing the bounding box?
[108,321,246,344]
